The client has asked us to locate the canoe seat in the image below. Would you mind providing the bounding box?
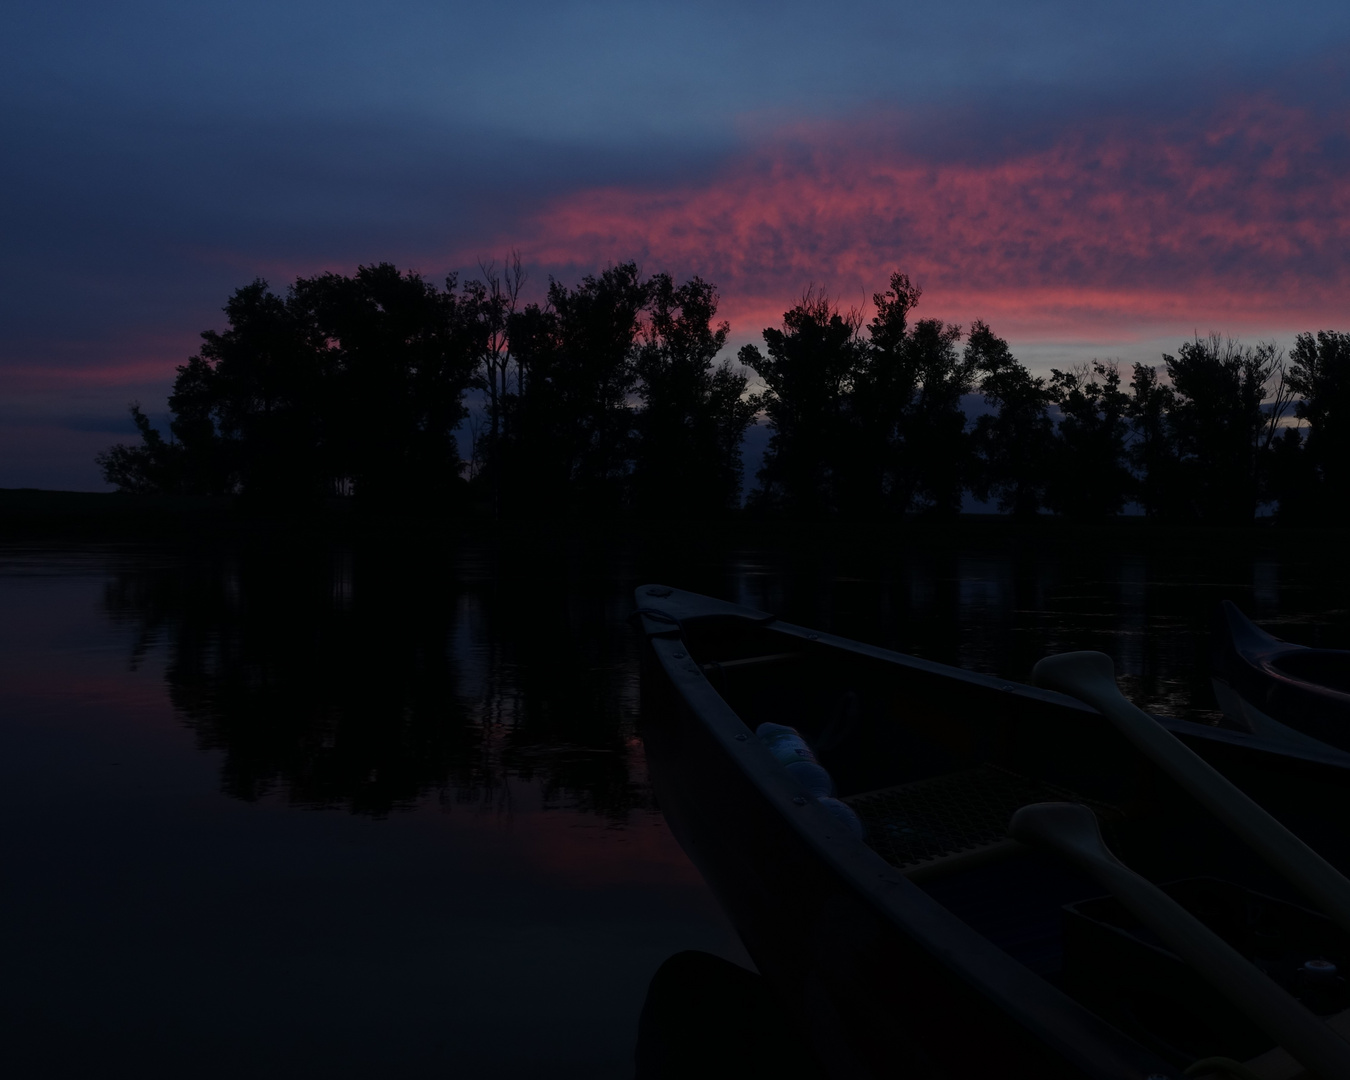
[843,764,1122,880]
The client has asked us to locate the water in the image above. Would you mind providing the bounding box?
[1,525,1347,1078]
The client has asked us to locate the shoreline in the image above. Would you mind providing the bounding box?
[3,488,1348,555]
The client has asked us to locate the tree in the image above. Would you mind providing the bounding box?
[499,262,648,515]
[742,272,980,519]
[100,278,320,501]
[968,324,1053,518]
[1268,425,1321,524]
[1045,361,1133,520]
[1124,364,1181,519]
[464,253,526,519]
[1163,335,1288,523]
[740,291,866,518]
[853,272,924,517]
[99,266,480,509]
[630,274,758,517]
[1285,330,1350,523]
[292,263,479,506]
[96,403,185,495]
[903,318,974,516]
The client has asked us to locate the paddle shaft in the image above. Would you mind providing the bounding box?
[1011,802,1350,1080]
[1033,652,1350,941]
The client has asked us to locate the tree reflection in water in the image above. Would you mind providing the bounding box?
[101,538,652,819]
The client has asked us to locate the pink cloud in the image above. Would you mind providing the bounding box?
[4,359,184,392]
[508,96,1350,340]
[2,329,201,394]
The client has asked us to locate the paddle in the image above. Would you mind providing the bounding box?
[1032,650,1350,941]
[1011,802,1350,1080]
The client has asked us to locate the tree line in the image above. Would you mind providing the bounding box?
[99,260,1350,525]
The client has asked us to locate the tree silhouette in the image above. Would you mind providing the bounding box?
[969,323,1053,518]
[464,253,526,519]
[740,291,866,518]
[98,257,1350,529]
[1045,361,1133,520]
[1124,364,1182,519]
[499,263,648,516]
[1163,335,1288,523]
[1268,425,1320,524]
[100,266,481,509]
[1284,330,1350,524]
[853,272,924,517]
[630,274,758,517]
[904,318,975,516]
[163,278,323,504]
[741,275,989,519]
[95,403,187,495]
[291,263,479,507]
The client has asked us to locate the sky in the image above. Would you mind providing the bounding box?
[3,1,1350,490]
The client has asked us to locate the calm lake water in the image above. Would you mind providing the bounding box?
[2,524,1348,1078]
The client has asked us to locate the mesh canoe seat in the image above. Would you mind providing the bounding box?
[843,764,1121,879]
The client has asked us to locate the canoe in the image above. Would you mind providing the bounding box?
[634,584,1350,1079]
[1211,600,1350,753]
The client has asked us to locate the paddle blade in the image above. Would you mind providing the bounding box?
[1031,651,1119,702]
[1008,801,1119,868]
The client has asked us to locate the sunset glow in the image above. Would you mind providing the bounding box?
[516,98,1350,338]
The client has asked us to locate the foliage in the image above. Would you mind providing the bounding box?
[496,262,648,516]
[1046,362,1133,520]
[630,274,759,517]
[100,266,481,509]
[1267,425,1321,525]
[1162,335,1288,524]
[464,253,525,518]
[95,403,186,495]
[1124,364,1181,519]
[741,273,976,519]
[740,291,866,518]
[968,323,1053,518]
[1282,330,1350,523]
[903,318,976,516]
[292,264,479,506]
[854,272,924,516]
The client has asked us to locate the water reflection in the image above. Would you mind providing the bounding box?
[101,540,651,818]
[1253,559,1280,613]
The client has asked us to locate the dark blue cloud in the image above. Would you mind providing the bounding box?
[8,3,1350,130]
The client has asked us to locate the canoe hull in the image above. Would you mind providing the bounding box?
[641,644,1150,1078]
[1211,601,1350,752]
[637,586,1350,1078]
